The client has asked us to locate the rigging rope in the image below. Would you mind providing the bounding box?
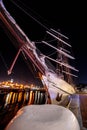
[9,0,50,31]
[9,0,70,45]
[35,39,57,44]
[12,0,49,25]
[47,51,57,57]
[0,53,8,70]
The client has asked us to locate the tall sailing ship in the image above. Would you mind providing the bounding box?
[0,0,78,105]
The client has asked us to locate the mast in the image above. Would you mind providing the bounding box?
[56,30,77,84]
[47,29,78,84]
[56,29,64,79]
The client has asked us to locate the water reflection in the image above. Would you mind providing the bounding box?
[0,81,50,130]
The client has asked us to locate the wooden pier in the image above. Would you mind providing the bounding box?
[79,94,87,130]
[68,93,87,130]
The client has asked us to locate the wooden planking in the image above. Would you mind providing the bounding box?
[79,94,87,128]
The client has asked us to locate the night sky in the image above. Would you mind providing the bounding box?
[0,0,87,84]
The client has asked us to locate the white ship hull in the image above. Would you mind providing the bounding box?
[42,71,75,105]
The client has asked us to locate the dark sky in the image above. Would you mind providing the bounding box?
[1,0,87,84]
